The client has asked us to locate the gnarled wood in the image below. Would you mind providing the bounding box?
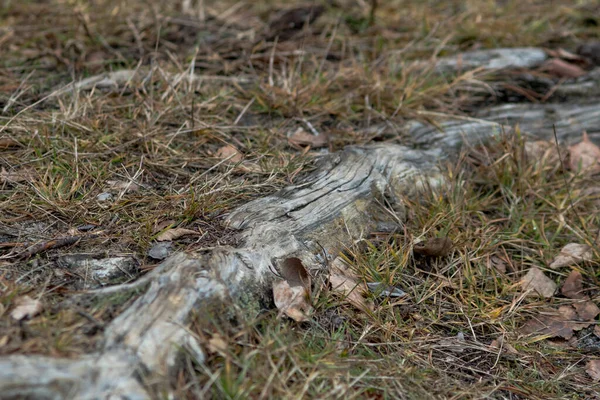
[0,145,448,399]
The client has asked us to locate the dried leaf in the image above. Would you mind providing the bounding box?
[156,228,200,242]
[0,138,22,150]
[273,279,311,321]
[549,243,593,269]
[539,58,586,78]
[215,145,243,163]
[586,359,600,381]
[10,296,42,321]
[490,336,519,355]
[523,140,561,166]
[520,267,556,298]
[0,167,35,184]
[329,258,373,312]
[413,237,454,257]
[207,334,228,354]
[573,300,600,321]
[561,270,585,299]
[488,254,507,274]
[594,325,600,339]
[568,132,600,174]
[521,305,592,340]
[288,127,328,148]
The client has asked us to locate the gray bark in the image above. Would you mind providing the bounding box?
[0,145,448,399]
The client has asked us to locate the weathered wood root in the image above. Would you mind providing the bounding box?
[0,144,448,399]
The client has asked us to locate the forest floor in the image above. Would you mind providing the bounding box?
[1,0,600,398]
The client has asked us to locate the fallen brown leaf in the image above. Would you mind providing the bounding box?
[0,138,22,150]
[215,145,243,163]
[520,267,556,298]
[10,296,42,321]
[490,336,519,355]
[413,237,454,258]
[573,300,600,321]
[549,243,593,269]
[586,359,600,381]
[539,58,586,78]
[561,270,585,299]
[207,333,228,354]
[0,167,36,184]
[156,228,201,242]
[329,257,373,312]
[594,325,600,339]
[568,132,600,174]
[288,127,328,148]
[273,279,311,322]
[521,305,592,340]
[523,140,561,166]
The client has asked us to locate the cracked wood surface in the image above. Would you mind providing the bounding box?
[0,144,447,399]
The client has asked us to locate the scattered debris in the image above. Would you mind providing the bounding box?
[413,237,454,258]
[156,228,201,242]
[18,236,82,260]
[366,282,407,298]
[10,296,42,321]
[549,243,593,269]
[520,267,556,298]
[96,192,113,202]
[568,132,600,174]
[148,242,172,260]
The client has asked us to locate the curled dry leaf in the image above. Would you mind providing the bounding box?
[328,258,373,312]
[273,257,312,321]
[288,127,328,148]
[586,359,600,381]
[156,228,201,242]
[273,280,311,322]
[549,243,592,269]
[413,237,454,258]
[561,270,584,299]
[568,132,600,174]
[215,145,243,163]
[539,58,586,78]
[520,267,556,298]
[10,296,42,321]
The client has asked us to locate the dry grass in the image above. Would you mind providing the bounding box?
[1,0,600,398]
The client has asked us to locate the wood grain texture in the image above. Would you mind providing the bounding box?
[0,145,447,399]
